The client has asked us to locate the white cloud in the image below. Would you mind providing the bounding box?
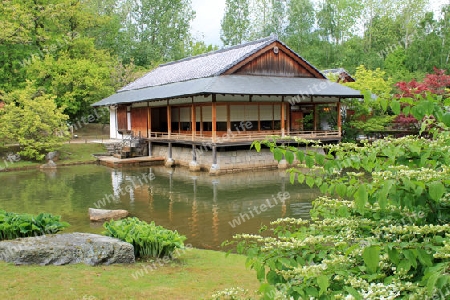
[190,0,226,46]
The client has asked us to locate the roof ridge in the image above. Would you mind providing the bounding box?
[119,36,278,92]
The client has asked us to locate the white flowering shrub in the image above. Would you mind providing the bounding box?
[229,95,450,299]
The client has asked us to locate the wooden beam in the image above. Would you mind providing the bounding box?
[147,105,151,137]
[313,104,318,131]
[281,99,285,137]
[258,104,261,132]
[227,104,231,132]
[287,103,290,135]
[337,101,342,136]
[200,106,203,136]
[191,102,196,141]
[212,95,217,143]
[167,105,171,138]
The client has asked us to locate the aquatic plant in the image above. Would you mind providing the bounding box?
[103,217,186,258]
[0,210,70,240]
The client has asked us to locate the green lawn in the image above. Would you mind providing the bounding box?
[0,249,260,300]
[0,143,106,170]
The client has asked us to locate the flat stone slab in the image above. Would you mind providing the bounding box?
[0,233,135,266]
[89,208,129,222]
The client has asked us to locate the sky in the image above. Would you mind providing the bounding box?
[190,0,226,46]
[190,0,449,47]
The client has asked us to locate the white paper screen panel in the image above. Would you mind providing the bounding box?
[230,105,245,121]
[260,105,273,120]
[274,105,281,120]
[180,107,191,122]
[196,107,201,122]
[202,106,212,122]
[216,105,227,121]
[244,105,258,120]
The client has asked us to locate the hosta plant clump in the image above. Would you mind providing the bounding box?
[0,210,70,241]
[103,217,186,259]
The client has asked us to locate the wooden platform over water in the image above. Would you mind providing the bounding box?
[97,156,165,168]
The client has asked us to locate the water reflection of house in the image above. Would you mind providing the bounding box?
[119,166,318,249]
[93,37,362,174]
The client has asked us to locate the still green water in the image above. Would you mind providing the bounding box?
[0,165,318,249]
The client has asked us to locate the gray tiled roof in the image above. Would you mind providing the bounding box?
[93,75,362,107]
[322,68,355,81]
[119,36,323,92]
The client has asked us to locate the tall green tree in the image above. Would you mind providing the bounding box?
[127,0,195,66]
[25,38,117,120]
[0,82,69,160]
[285,0,318,61]
[249,0,287,39]
[220,0,251,46]
[405,6,450,74]
[316,0,363,67]
[317,0,363,45]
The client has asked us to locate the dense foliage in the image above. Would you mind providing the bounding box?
[0,210,70,241]
[221,0,449,78]
[0,83,69,160]
[229,94,450,299]
[103,217,186,259]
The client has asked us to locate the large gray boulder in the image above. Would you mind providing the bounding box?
[0,233,135,266]
[89,208,129,222]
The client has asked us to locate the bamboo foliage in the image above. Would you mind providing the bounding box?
[103,217,186,258]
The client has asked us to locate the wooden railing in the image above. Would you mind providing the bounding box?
[147,130,340,143]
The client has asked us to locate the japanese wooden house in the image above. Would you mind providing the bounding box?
[92,36,362,174]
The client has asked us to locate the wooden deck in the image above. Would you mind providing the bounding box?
[146,130,341,144]
[97,156,165,168]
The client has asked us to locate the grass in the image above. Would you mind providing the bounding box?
[58,143,107,164]
[0,143,107,170]
[0,123,111,170]
[0,248,260,300]
[71,123,110,139]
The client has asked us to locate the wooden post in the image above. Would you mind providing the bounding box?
[147,106,151,137]
[167,103,171,138]
[337,101,342,136]
[212,95,217,143]
[200,106,203,136]
[191,102,196,141]
[148,141,152,157]
[227,104,231,132]
[313,104,318,131]
[258,104,261,132]
[281,98,285,137]
[287,103,290,135]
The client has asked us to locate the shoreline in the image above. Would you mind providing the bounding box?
[0,160,99,173]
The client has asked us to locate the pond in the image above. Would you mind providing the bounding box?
[0,164,319,249]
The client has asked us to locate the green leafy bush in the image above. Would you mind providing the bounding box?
[0,210,70,241]
[103,217,186,258]
[232,94,450,299]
